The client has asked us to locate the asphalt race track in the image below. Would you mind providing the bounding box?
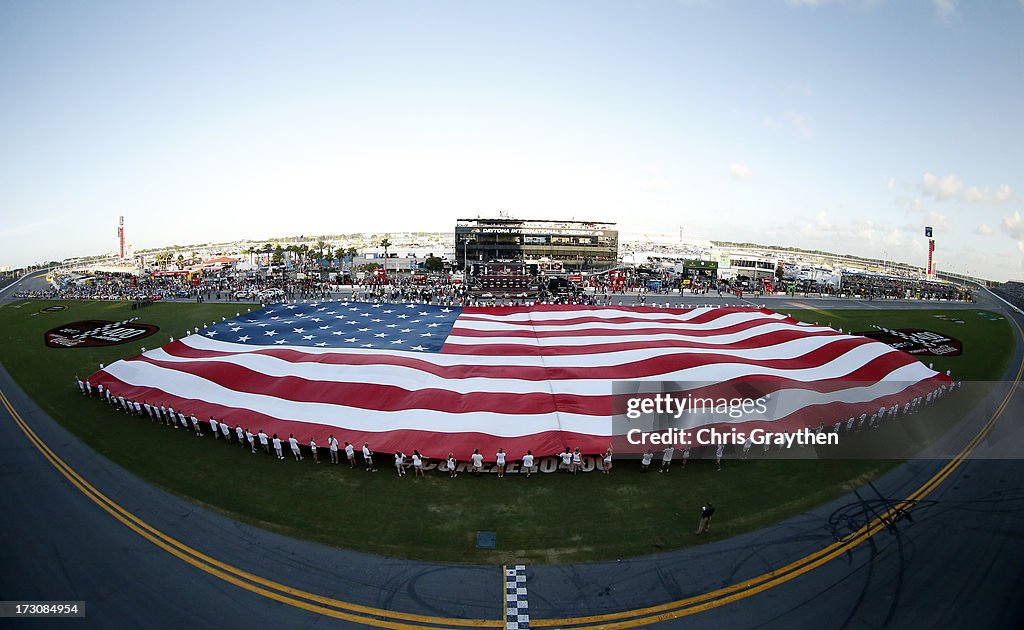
[1,274,1023,628]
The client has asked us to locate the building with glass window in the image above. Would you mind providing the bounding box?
[455,218,618,274]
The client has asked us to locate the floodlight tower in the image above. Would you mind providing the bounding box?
[118,216,125,259]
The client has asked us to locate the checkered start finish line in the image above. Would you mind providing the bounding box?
[87,302,948,461]
[505,564,529,630]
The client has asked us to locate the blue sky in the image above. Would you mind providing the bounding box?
[1,0,1021,280]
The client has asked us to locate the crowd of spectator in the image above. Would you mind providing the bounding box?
[839,273,972,301]
[992,282,1024,310]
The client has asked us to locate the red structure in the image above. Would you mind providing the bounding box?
[117,216,125,259]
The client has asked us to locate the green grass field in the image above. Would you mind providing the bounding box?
[0,299,1014,563]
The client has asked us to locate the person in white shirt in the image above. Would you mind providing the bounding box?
[235,424,245,446]
[219,421,231,442]
[344,441,356,468]
[245,428,256,453]
[470,449,484,476]
[715,443,725,471]
[559,448,573,473]
[412,450,424,477]
[362,443,376,472]
[190,415,202,437]
[660,446,675,473]
[521,451,535,478]
[641,449,654,472]
[495,448,506,479]
[308,437,319,464]
[446,452,458,478]
[571,447,582,476]
[258,430,269,454]
[288,434,302,461]
[272,434,284,460]
[602,447,613,475]
[327,435,339,464]
[210,417,220,439]
[394,451,406,477]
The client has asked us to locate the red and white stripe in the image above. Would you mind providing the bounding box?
[87,306,948,460]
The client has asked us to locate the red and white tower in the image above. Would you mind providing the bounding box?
[925,226,935,278]
[118,216,125,259]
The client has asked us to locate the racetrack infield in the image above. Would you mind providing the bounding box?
[0,299,1010,564]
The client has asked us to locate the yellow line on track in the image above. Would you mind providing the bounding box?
[1,310,1020,628]
[0,390,500,629]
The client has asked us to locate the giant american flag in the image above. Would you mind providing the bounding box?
[87,302,949,460]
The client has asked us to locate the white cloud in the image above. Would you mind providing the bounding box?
[920,172,962,201]
[933,0,957,21]
[916,172,1012,205]
[965,184,1013,204]
[785,0,833,6]
[1002,211,1024,240]
[885,177,896,191]
[926,211,951,232]
[729,163,752,181]
[762,116,784,130]
[975,223,994,236]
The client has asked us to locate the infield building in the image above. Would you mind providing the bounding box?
[455,218,618,274]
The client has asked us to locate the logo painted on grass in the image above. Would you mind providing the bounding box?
[45,318,159,348]
[858,326,962,356]
[40,305,68,313]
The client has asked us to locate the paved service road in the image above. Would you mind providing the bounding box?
[1,286,1021,628]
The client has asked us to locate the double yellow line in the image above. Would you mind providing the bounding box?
[2,310,1020,629]
[0,389,500,629]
